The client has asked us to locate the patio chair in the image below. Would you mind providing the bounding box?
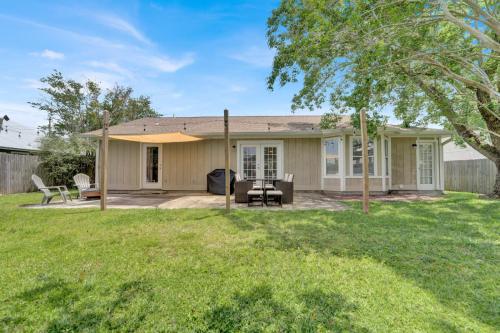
[31,174,72,205]
[235,174,253,203]
[275,173,294,204]
[73,173,97,198]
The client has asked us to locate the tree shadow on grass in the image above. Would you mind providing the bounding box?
[229,195,500,328]
[203,285,369,332]
[4,277,154,332]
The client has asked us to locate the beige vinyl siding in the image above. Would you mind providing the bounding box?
[323,178,341,191]
[108,140,141,190]
[163,139,237,191]
[161,138,320,191]
[284,138,321,190]
[105,135,432,193]
[391,137,417,190]
[345,178,383,191]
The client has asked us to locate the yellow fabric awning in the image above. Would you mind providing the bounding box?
[109,132,203,143]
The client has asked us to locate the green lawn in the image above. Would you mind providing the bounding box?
[0,193,498,332]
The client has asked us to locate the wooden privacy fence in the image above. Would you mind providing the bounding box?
[0,152,40,194]
[445,159,497,194]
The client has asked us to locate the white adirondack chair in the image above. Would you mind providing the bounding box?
[73,173,96,198]
[31,174,72,205]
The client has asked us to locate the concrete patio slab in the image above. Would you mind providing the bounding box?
[22,192,348,211]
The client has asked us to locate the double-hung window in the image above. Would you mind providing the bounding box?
[352,137,375,176]
[324,138,340,176]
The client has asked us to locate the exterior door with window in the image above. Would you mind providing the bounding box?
[142,144,162,189]
[239,142,282,182]
[417,142,434,190]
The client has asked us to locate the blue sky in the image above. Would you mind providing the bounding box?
[0,0,406,133]
[0,0,321,129]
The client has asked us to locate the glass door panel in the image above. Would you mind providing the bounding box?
[146,146,159,183]
[242,145,258,180]
[263,146,278,185]
[418,143,434,189]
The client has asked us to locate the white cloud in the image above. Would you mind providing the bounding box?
[36,49,65,60]
[145,53,195,73]
[22,78,45,89]
[85,61,132,77]
[94,14,152,45]
[0,14,124,49]
[230,46,274,68]
[77,71,124,89]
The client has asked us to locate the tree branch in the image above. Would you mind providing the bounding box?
[460,0,500,36]
[401,65,500,162]
[438,0,500,53]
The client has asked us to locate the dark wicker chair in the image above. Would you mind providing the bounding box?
[275,175,294,204]
[235,179,253,203]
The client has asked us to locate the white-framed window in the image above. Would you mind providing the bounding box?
[351,136,376,176]
[384,138,389,176]
[323,138,341,177]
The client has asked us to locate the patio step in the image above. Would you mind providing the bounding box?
[108,190,168,195]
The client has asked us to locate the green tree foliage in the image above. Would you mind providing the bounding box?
[29,70,160,136]
[29,70,160,185]
[267,0,500,195]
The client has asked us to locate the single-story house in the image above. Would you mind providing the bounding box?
[86,115,449,193]
[443,139,486,161]
[0,119,41,154]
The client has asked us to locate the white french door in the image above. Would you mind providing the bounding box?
[238,141,283,183]
[417,142,435,190]
[142,144,162,189]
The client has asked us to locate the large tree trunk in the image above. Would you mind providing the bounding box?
[475,89,500,197]
[493,161,500,198]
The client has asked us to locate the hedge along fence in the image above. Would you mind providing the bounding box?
[0,151,95,195]
[37,151,96,190]
[445,159,497,194]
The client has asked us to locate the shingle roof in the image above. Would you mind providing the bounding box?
[86,115,352,136]
[85,114,451,137]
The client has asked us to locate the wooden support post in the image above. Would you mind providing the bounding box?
[224,109,230,213]
[100,110,109,211]
[360,108,369,214]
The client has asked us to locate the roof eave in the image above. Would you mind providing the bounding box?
[379,127,451,136]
